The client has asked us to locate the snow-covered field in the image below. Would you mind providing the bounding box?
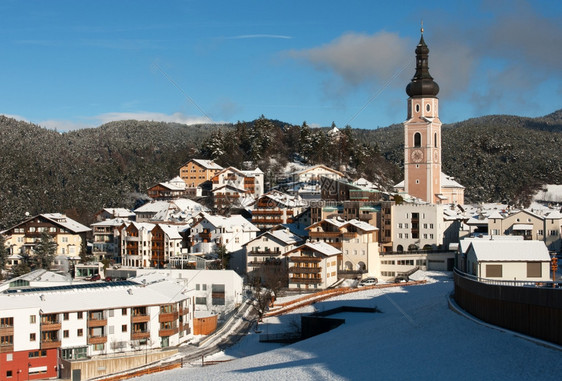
[137,272,561,380]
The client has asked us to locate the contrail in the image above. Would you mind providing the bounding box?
[345,60,411,126]
[152,62,213,123]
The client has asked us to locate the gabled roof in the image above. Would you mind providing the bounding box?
[5,213,91,234]
[194,212,259,233]
[98,208,135,218]
[285,241,342,257]
[244,228,303,247]
[211,184,250,194]
[156,176,187,191]
[156,224,187,240]
[342,219,378,232]
[292,164,345,178]
[260,190,307,208]
[307,217,347,231]
[188,159,223,170]
[468,240,550,262]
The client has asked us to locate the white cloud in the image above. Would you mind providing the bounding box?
[287,31,412,87]
[34,112,219,132]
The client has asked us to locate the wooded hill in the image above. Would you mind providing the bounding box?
[0,110,560,229]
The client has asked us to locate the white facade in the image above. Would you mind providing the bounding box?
[244,228,303,274]
[466,240,551,282]
[0,279,194,358]
[391,203,458,252]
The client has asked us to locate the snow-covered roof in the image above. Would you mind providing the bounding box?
[100,208,135,218]
[287,241,341,257]
[157,224,187,240]
[158,176,187,191]
[34,213,91,233]
[191,159,223,170]
[342,219,378,232]
[545,210,562,219]
[246,228,303,246]
[261,191,307,208]
[292,164,344,178]
[0,279,189,313]
[468,240,550,262]
[441,172,465,189]
[487,211,504,220]
[196,212,259,233]
[91,218,131,227]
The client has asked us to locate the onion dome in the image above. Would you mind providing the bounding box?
[406,31,439,98]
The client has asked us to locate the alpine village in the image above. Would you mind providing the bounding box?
[0,31,561,381]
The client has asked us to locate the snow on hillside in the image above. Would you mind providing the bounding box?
[138,272,561,381]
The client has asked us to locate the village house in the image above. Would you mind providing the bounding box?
[2,214,91,267]
[251,190,307,231]
[307,218,379,278]
[465,240,552,282]
[211,167,264,209]
[244,227,304,275]
[133,198,208,223]
[179,159,223,188]
[283,241,342,290]
[147,176,190,200]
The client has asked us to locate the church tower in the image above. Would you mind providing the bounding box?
[403,28,442,203]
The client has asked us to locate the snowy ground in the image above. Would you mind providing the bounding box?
[137,272,561,381]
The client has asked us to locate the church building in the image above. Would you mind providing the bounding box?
[394,29,464,205]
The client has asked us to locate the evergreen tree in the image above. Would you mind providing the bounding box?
[78,241,94,264]
[33,232,57,269]
[214,244,231,269]
[11,252,32,277]
[0,235,7,280]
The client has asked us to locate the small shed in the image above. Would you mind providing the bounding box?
[466,240,551,282]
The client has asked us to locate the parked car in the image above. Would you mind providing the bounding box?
[394,275,409,283]
[358,277,378,287]
[88,274,101,281]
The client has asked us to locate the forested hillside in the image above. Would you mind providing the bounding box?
[0,110,560,229]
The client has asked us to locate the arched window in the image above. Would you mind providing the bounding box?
[434,132,438,147]
[397,245,404,253]
[415,104,420,113]
[426,104,431,112]
[414,132,421,147]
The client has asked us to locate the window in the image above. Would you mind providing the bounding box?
[550,230,558,236]
[77,312,83,319]
[415,104,420,113]
[398,233,403,239]
[0,317,13,328]
[30,315,36,324]
[63,313,69,320]
[538,230,544,236]
[6,354,12,361]
[122,308,127,315]
[485,264,502,278]
[6,370,12,378]
[122,325,127,332]
[426,104,431,112]
[1,335,13,346]
[30,333,36,341]
[414,132,421,147]
[423,224,428,229]
[527,262,542,278]
[434,132,438,147]
[77,329,83,337]
[94,344,104,351]
[63,330,69,338]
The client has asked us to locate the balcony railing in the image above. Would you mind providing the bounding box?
[41,340,61,350]
[309,232,341,239]
[41,323,61,332]
[0,344,14,353]
[159,311,179,323]
[131,331,150,340]
[289,277,322,284]
[132,314,150,323]
[87,319,107,328]
[159,327,179,337]
[289,266,321,274]
[289,256,322,263]
[88,336,108,345]
[247,251,282,257]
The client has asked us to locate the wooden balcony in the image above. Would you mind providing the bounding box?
[309,232,341,239]
[247,251,282,257]
[159,311,179,323]
[0,327,14,336]
[289,277,322,284]
[289,256,322,263]
[289,266,321,274]
[41,323,61,332]
[87,319,107,328]
[159,327,179,337]
[179,308,189,316]
[131,331,150,340]
[0,344,14,353]
[252,218,284,224]
[132,315,150,323]
[88,336,108,345]
[342,232,358,239]
[41,340,61,350]
[252,210,284,216]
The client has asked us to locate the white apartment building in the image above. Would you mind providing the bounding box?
[391,203,459,252]
[244,228,304,274]
[0,279,193,380]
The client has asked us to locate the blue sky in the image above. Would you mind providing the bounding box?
[1,0,561,131]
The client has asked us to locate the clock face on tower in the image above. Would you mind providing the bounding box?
[411,149,423,163]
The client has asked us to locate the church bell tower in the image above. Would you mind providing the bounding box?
[403,27,442,203]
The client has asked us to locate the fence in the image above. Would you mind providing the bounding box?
[453,268,562,346]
